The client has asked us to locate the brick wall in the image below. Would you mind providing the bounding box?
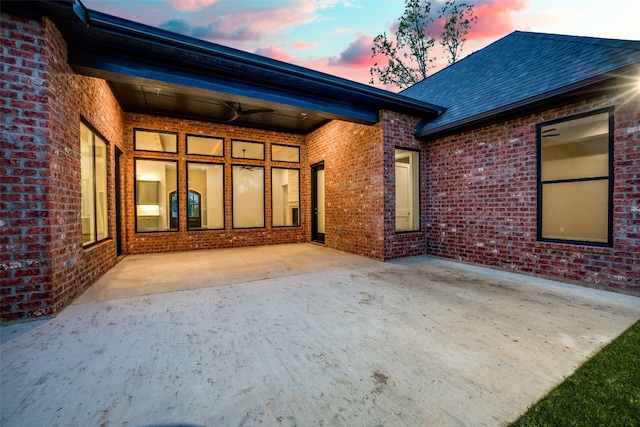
[424,95,640,292]
[307,119,387,259]
[123,113,308,254]
[1,15,123,321]
[381,110,426,260]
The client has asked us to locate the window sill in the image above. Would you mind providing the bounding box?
[534,241,613,255]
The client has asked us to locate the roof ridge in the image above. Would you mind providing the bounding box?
[513,30,640,52]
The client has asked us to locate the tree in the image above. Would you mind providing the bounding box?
[439,0,477,65]
[370,0,477,89]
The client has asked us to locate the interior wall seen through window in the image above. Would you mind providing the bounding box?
[539,110,611,244]
[272,144,300,163]
[135,159,178,232]
[187,162,224,230]
[134,130,178,153]
[272,168,300,227]
[395,148,420,232]
[187,135,224,156]
[81,122,108,245]
[232,140,264,160]
[232,165,265,228]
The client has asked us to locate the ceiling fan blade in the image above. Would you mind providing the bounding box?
[227,111,239,122]
[242,108,275,115]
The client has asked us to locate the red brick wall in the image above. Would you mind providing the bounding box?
[123,113,308,254]
[1,15,123,321]
[307,119,387,259]
[424,95,640,292]
[381,110,426,260]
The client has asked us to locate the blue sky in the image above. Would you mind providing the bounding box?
[83,0,640,88]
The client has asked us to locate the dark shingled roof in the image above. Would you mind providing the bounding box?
[403,31,640,138]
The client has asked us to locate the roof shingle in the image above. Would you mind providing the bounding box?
[402,31,640,138]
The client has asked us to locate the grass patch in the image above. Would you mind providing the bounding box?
[511,320,640,426]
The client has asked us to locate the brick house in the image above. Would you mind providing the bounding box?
[2,1,639,321]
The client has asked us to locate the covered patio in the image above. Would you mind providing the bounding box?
[2,245,639,426]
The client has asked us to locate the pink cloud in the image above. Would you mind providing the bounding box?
[465,0,530,39]
[254,45,292,63]
[167,0,218,12]
[293,40,317,49]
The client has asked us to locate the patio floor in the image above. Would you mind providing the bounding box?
[2,243,639,426]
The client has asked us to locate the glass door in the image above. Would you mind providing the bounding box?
[311,162,325,244]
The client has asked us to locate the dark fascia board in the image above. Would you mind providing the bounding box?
[415,63,640,140]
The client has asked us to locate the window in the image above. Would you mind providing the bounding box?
[81,122,108,245]
[272,144,300,163]
[135,159,178,232]
[134,129,178,153]
[395,148,420,232]
[538,109,613,245]
[187,135,224,156]
[232,165,264,228]
[187,162,224,230]
[272,168,300,227]
[232,140,264,160]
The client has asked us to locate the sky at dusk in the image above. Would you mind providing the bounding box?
[83,0,640,89]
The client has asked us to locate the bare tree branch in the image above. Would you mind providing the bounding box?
[370,0,477,89]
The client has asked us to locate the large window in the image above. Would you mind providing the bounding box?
[395,148,420,232]
[135,159,178,232]
[232,165,265,228]
[81,122,108,245]
[538,109,613,245]
[272,168,300,227]
[187,162,224,230]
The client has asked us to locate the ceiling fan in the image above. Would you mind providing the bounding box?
[219,100,274,122]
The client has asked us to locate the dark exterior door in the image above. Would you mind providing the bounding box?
[115,146,123,255]
[311,162,325,244]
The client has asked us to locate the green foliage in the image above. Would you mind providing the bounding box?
[370,0,477,89]
[439,0,477,65]
[511,320,640,426]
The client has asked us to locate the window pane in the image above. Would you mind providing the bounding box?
[232,140,264,160]
[187,135,224,156]
[187,163,224,230]
[542,180,609,243]
[232,165,264,228]
[95,136,108,241]
[541,112,609,181]
[395,149,420,232]
[272,144,300,163]
[81,123,95,245]
[135,130,178,153]
[272,168,300,227]
[81,123,109,245]
[136,159,178,232]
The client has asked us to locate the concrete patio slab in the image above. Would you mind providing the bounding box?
[2,244,639,426]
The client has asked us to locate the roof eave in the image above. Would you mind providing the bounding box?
[86,9,445,117]
[78,3,444,120]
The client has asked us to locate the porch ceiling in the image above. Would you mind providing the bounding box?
[104,76,330,134]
